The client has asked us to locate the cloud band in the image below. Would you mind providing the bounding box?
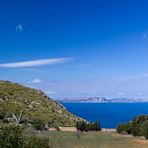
[0,58,73,68]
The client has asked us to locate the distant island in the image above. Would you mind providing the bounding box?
[57,97,148,103]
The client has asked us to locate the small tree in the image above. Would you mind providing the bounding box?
[94,121,101,131]
[76,121,86,131]
[75,130,82,139]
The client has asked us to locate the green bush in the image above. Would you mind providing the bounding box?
[76,121,86,131]
[117,115,148,138]
[0,111,5,120]
[0,125,25,148]
[0,125,50,148]
[140,120,148,139]
[131,123,141,136]
[32,120,46,131]
[117,123,131,134]
[76,121,101,131]
[26,137,49,148]
[2,118,9,124]
[130,115,148,136]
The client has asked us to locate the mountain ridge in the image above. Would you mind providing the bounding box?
[57,97,147,103]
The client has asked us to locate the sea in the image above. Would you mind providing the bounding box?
[62,103,148,128]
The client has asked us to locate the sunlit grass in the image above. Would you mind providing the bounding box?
[30,130,148,148]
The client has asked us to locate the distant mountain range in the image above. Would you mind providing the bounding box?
[57,97,148,103]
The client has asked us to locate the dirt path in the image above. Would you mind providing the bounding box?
[60,127,117,132]
[59,127,77,132]
[101,128,116,132]
[48,127,117,132]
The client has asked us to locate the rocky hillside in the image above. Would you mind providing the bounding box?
[0,80,83,127]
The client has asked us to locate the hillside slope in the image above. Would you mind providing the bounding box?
[0,80,83,127]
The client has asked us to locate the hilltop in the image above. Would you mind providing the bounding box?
[0,80,83,127]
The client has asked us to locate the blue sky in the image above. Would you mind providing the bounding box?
[1,0,148,99]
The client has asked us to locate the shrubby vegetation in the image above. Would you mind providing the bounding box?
[0,125,24,148]
[117,115,148,139]
[140,120,148,139]
[0,80,85,147]
[117,123,132,134]
[31,119,46,131]
[0,125,49,148]
[76,121,101,131]
[0,80,84,129]
[25,137,49,148]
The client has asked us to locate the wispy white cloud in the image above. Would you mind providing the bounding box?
[28,78,44,84]
[115,73,148,81]
[0,58,73,68]
[16,24,23,32]
[117,92,124,96]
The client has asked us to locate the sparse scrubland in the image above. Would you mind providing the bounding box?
[1,80,148,148]
[0,80,83,129]
[1,125,148,148]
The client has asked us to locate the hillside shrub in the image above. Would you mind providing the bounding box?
[0,111,5,120]
[117,123,131,134]
[140,120,148,139]
[2,118,9,124]
[0,125,50,148]
[131,115,148,136]
[117,115,148,139]
[32,120,46,131]
[131,123,141,136]
[76,121,101,131]
[26,137,49,148]
[0,125,25,148]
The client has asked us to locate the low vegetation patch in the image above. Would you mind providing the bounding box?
[117,115,148,139]
[0,80,84,130]
[0,125,49,148]
[76,120,101,131]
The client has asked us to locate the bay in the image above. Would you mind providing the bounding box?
[62,103,148,128]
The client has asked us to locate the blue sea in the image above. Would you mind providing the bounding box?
[62,103,148,128]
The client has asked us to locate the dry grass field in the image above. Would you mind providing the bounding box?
[29,130,148,148]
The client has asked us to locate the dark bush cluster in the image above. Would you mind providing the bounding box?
[76,121,101,131]
[117,115,148,139]
[0,125,49,148]
[117,122,132,134]
[0,125,24,148]
[0,111,5,120]
[31,119,46,131]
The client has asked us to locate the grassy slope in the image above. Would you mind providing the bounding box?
[27,130,148,148]
[0,80,83,126]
